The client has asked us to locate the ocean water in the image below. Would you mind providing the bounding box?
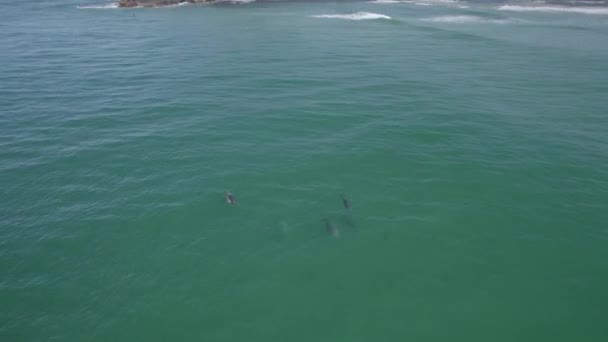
[2,0,608,340]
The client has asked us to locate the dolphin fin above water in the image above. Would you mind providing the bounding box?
[341,194,351,209]
[225,191,237,205]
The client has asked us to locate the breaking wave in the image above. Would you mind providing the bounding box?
[77,2,118,9]
[312,12,392,20]
[498,5,608,15]
[214,0,256,3]
[422,15,515,23]
[367,0,402,3]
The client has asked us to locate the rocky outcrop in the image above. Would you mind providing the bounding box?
[118,0,211,7]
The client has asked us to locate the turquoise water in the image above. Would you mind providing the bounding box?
[2,1,608,340]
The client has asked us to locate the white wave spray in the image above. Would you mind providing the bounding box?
[312,12,392,20]
[422,15,514,23]
[77,2,118,9]
[498,5,608,15]
[367,0,402,3]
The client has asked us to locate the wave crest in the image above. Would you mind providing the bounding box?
[215,0,256,3]
[498,5,608,15]
[312,12,392,20]
[77,2,118,9]
[367,0,402,3]
[422,15,513,23]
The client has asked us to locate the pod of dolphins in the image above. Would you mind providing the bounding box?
[225,191,350,237]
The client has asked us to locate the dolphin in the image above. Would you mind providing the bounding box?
[323,218,339,237]
[341,194,351,209]
[225,191,237,205]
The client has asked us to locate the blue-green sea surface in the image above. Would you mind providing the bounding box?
[2,0,608,341]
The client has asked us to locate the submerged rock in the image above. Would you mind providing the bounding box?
[118,0,211,7]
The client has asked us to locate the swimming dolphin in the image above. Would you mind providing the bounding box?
[323,218,339,237]
[341,194,351,209]
[225,191,237,205]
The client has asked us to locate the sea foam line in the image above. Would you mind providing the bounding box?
[77,2,118,9]
[164,2,190,6]
[366,0,416,3]
[76,1,250,9]
[214,0,256,3]
[312,12,392,20]
[422,15,513,23]
[368,0,465,6]
[367,0,402,4]
[570,0,605,4]
[413,0,459,5]
[498,4,608,15]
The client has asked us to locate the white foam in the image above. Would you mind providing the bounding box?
[354,0,463,5]
[366,0,417,3]
[498,5,608,15]
[423,15,512,23]
[367,0,401,3]
[571,0,605,4]
[215,0,256,3]
[77,2,118,9]
[414,0,459,4]
[312,12,391,20]
[163,1,190,7]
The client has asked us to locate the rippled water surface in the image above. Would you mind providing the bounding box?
[2,0,608,340]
